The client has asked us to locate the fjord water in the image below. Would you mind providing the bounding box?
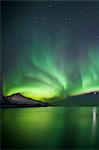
[1,107,99,149]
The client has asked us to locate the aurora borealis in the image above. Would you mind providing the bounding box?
[2,1,99,101]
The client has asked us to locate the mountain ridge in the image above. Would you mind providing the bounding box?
[1,93,50,108]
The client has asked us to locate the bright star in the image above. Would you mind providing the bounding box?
[93,92,97,95]
[64,17,68,21]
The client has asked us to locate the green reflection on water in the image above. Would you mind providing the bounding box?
[1,107,99,149]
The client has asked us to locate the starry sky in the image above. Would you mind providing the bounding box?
[2,1,99,101]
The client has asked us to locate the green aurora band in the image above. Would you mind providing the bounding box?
[3,41,99,101]
[2,1,99,102]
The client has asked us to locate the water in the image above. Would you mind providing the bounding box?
[1,107,99,149]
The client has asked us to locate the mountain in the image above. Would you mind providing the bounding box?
[49,92,99,106]
[1,93,50,108]
[1,92,99,108]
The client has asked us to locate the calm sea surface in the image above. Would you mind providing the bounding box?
[1,107,99,149]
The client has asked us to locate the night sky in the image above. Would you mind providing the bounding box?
[2,1,99,101]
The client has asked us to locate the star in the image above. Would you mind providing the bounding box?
[93,92,97,95]
[34,16,38,20]
[41,17,45,20]
[64,17,68,21]
[48,3,53,8]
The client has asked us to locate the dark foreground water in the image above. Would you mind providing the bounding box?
[1,107,99,149]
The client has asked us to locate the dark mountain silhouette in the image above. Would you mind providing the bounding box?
[1,92,99,108]
[49,92,99,106]
[1,93,50,108]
